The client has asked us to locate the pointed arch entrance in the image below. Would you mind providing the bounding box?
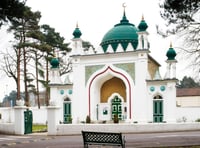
[88,66,132,119]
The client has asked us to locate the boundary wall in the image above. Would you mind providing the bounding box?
[0,106,200,135]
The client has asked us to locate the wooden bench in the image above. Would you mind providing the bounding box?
[82,131,125,148]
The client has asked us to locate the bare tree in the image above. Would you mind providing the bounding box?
[159,0,200,78]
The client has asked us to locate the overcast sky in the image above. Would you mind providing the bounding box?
[26,0,165,47]
[0,0,189,100]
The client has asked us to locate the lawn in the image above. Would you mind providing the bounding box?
[32,124,47,132]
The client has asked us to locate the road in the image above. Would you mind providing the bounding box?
[0,131,200,148]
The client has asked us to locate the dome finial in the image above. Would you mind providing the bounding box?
[138,14,148,31]
[170,41,172,48]
[122,3,127,13]
[120,3,129,24]
[53,50,56,57]
[142,14,144,20]
[73,22,82,38]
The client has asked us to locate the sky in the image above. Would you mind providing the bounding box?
[0,0,190,101]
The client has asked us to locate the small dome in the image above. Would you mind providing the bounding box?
[73,23,82,38]
[50,57,59,68]
[166,43,176,60]
[138,15,148,31]
[100,11,138,52]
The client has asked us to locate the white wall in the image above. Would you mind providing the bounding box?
[55,123,200,135]
[0,107,14,123]
[0,107,47,124]
[176,107,200,122]
[0,105,200,126]
[0,123,15,134]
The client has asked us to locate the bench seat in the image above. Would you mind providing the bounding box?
[82,131,125,148]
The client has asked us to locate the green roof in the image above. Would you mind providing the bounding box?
[100,11,138,52]
[138,18,148,31]
[73,27,82,38]
[50,57,59,68]
[166,47,176,60]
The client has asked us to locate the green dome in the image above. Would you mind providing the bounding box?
[73,24,82,38]
[100,11,138,52]
[138,16,148,31]
[50,57,59,68]
[166,45,176,60]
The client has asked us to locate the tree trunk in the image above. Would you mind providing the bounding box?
[16,47,21,101]
[35,52,40,109]
[45,55,49,106]
[22,26,29,107]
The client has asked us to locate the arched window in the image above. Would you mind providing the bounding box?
[153,95,162,99]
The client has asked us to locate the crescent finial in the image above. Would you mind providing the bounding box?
[122,3,126,10]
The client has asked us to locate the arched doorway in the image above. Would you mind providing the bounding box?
[87,66,132,120]
[153,95,163,123]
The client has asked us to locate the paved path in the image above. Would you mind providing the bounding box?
[0,131,200,147]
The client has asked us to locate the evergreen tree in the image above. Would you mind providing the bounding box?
[0,0,26,27]
[177,76,200,88]
[6,5,41,106]
[39,24,71,105]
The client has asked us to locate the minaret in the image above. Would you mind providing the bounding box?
[137,15,149,50]
[49,54,62,84]
[164,42,177,79]
[71,23,83,55]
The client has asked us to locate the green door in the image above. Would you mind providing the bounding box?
[153,100,163,122]
[24,109,32,134]
[111,96,122,120]
[63,102,72,124]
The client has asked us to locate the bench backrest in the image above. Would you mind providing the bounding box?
[82,131,123,145]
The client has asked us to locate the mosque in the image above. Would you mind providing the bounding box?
[49,7,177,124]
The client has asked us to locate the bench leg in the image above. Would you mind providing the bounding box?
[84,144,88,148]
[122,136,126,148]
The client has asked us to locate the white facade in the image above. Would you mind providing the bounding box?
[49,10,178,124]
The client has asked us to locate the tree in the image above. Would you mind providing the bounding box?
[2,90,24,107]
[39,24,71,105]
[0,42,22,101]
[0,0,26,27]
[6,6,41,106]
[177,76,200,88]
[159,0,200,77]
[1,2,71,107]
[23,32,45,109]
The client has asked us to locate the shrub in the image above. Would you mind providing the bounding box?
[195,118,200,122]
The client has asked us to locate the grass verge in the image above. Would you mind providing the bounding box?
[32,124,47,133]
